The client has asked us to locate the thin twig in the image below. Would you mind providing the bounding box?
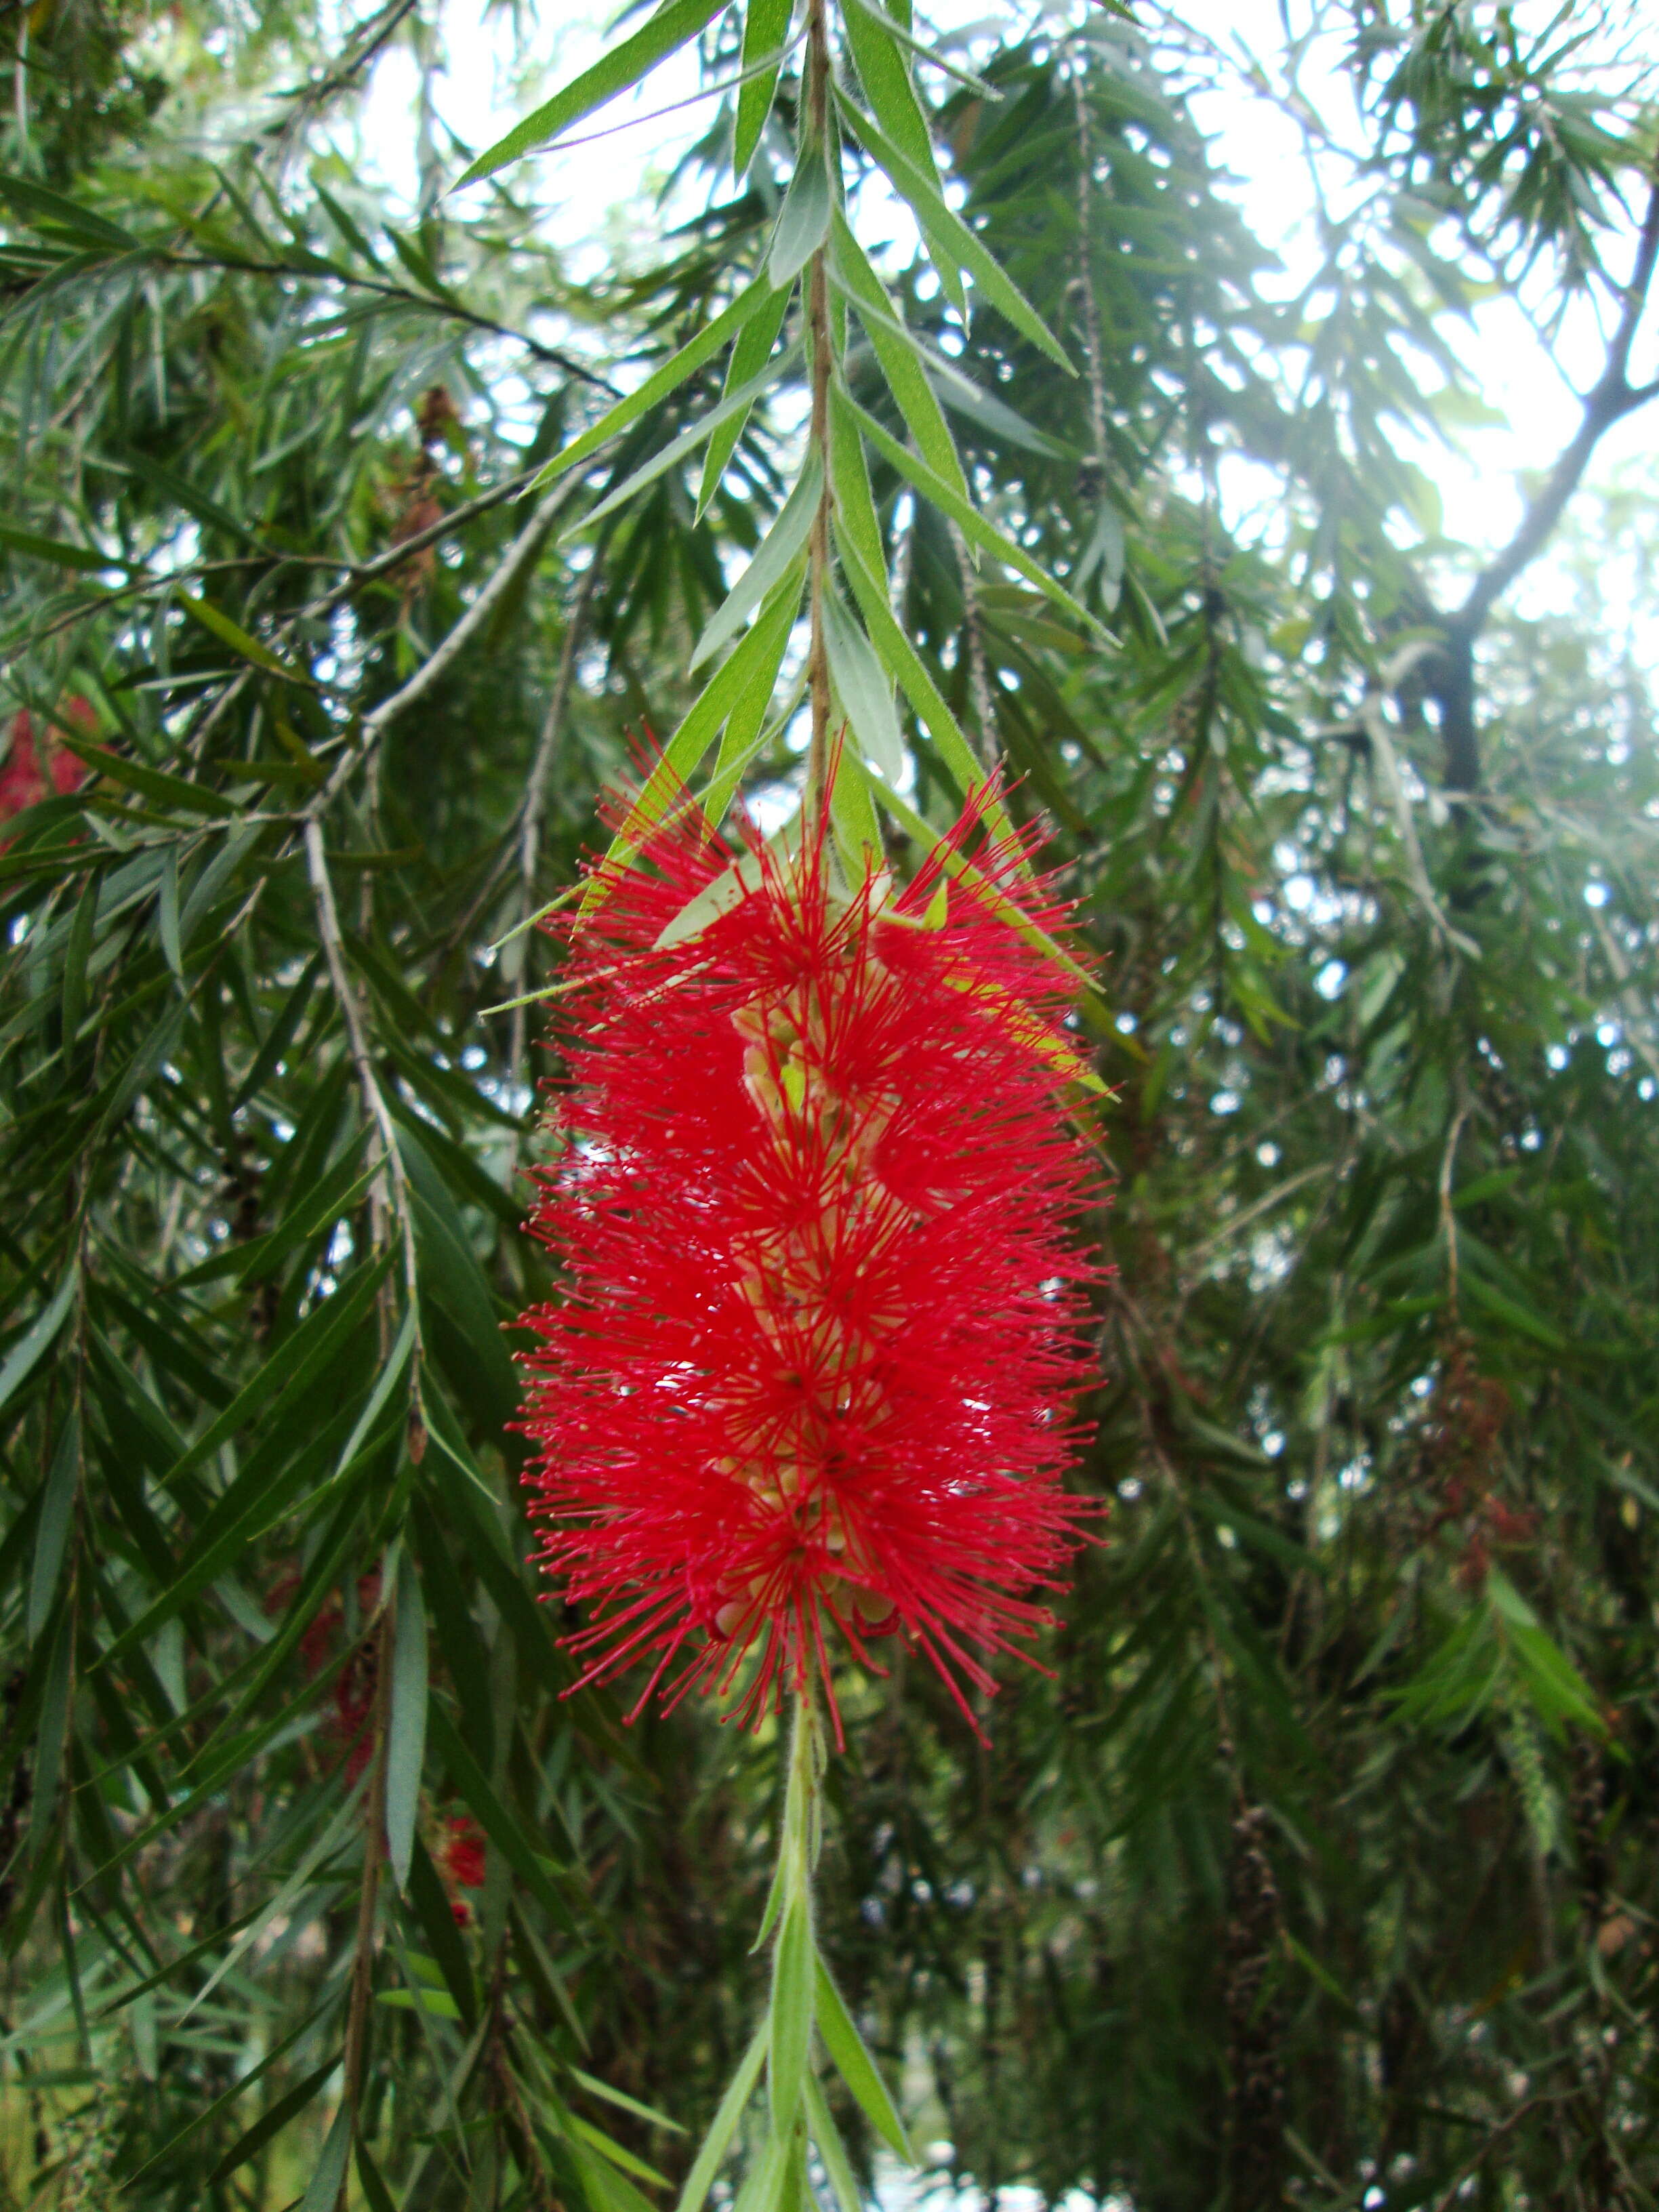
[509,552,602,1088]
[150,249,619,391]
[304,819,422,1335]
[1359,676,1477,958]
[337,1603,394,2211]
[304,468,594,820]
[1437,1098,1470,1319]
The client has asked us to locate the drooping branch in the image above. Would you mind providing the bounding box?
[1430,160,1659,792]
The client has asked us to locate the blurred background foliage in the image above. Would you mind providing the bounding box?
[1,0,1658,2206]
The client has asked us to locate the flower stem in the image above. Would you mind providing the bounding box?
[803,0,834,827]
[672,1686,914,2212]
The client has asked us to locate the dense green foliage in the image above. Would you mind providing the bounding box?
[1,1,1657,2206]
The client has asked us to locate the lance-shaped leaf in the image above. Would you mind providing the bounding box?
[385,1551,429,1890]
[845,388,1109,638]
[734,0,794,178]
[0,525,134,574]
[587,580,803,907]
[565,342,802,529]
[825,392,1014,840]
[455,0,731,186]
[699,279,794,517]
[822,586,904,781]
[675,2022,768,2212]
[178,592,313,683]
[829,738,885,879]
[768,1892,814,2131]
[815,1956,912,2160]
[836,93,1074,370]
[541,270,787,490]
[830,211,966,503]
[27,1417,79,1646]
[868,774,1104,1010]
[691,450,820,670]
[0,1267,78,1420]
[769,139,834,289]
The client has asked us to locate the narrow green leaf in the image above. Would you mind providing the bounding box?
[298,2099,353,2212]
[405,1832,480,2028]
[0,172,139,249]
[822,588,903,782]
[867,771,1099,999]
[734,0,793,177]
[178,592,312,684]
[161,1248,394,1486]
[569,2114,674,2188]
[157,847,182,979]
[804,2072,863,2212]
[354,2138,399,2212]
[587,580,804,907]
[558,344,802,527]
[769,1895,813,2131]
[54,734,239,820]
[184,1782,367,2018]
[830,212,966,501]
[60,872,98,1043]
[698,280,794,518]
[829,741,884,878]
[541,271,785,489]
[0,1267,78,1419]
[0,525,130,574]
[26,1605,74,1858]
[205,2054,342,2188]
[844,390,1105,634]
[836,96,1074,369]
[830,507,1008,834]
[27,1417,79,1646]
[704,575,802,817]
[569,2066,685,2135]
[1460,1270,1573,1352]
[769,142,833,289]
[121,2005,325,2189]
[815,1957,912,2160]
[313,179,384,267]
[841,0,934,178]
[691,449,820,670]
[386,1551,429,1891]
[329,1296,419,1483]
[455,0,729,186]
[675,2021,769,2212]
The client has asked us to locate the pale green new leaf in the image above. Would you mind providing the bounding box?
[541,271,786,490]
[455,0,730,186]
[691,448,820,670]
[385,1551,429,1891]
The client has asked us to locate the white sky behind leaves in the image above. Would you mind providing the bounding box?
[334,0,1656,632]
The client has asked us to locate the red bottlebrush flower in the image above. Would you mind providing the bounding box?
[284,1569,382,1781]
[0,703,93,845]
[516,790,1101,1734]
[436,1814,487,1921]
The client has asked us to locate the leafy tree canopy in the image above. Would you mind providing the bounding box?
[1,0,1656,2205]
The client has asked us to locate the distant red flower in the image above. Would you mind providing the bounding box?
[435,1814,487,1921]
[517,790,1101,1734]
[0,701,94,846]
[287,1570,382,1781]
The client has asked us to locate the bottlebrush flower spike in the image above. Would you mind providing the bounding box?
[516,787,1101,1737]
